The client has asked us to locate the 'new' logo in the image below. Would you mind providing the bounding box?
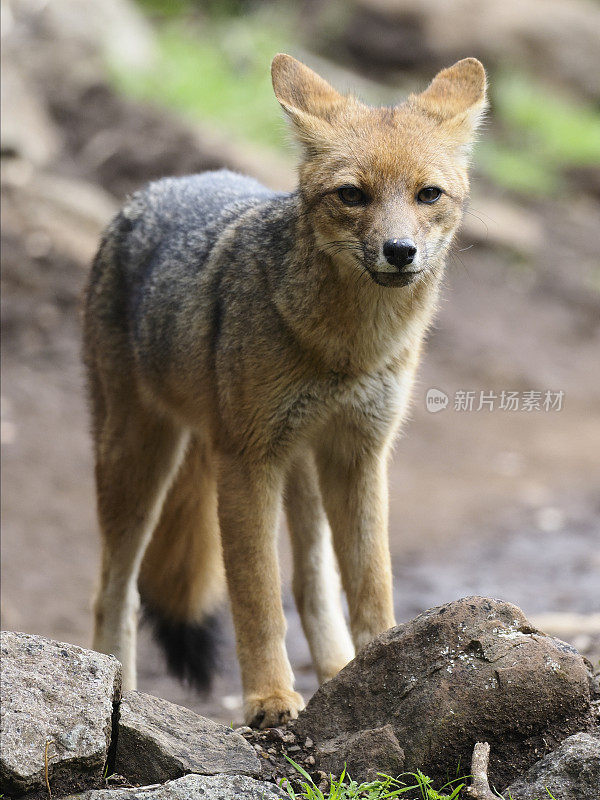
[425,388,449,413]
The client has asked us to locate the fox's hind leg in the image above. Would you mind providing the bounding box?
[285,451,354,683]
[92,392,188,689]
[138,437,226,690]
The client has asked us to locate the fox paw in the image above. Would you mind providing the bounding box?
[245,690,305,729]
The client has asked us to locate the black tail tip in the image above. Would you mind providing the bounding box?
[142,605,220,693]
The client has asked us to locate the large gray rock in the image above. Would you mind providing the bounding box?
[0,631,121,797]
[505,732,600,800]
[65,773,285,799]
[114,691,260,785]
[295,597,594,788]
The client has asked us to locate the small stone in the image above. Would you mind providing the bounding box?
[64,772,286,799]
[306,755,316,766]
[287,744,301,753]
[316,725,404,782]
[114,691,260,784]
[105,774,128,787]
[505,733,600,800]
[304,737,314,748]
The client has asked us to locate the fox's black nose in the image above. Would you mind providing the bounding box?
[383,238,417,269]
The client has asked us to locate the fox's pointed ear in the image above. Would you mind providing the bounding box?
[271,54,348,150]
[410,58,487,157]
[271,53,344,119]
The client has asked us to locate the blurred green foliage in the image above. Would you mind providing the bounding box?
[137,0,259,18]
[112,5,600,196]
[479,73,600,194]
[136,0,193,16]
[112,9,293,149]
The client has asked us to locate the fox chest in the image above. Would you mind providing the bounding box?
[238,366,412,459]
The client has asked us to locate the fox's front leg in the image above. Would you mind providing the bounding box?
[316,442,396,650]
[217,454,304,728]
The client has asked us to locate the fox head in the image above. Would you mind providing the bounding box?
[272,54,486,288]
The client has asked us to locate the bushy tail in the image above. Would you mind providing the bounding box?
[139,438,225,691]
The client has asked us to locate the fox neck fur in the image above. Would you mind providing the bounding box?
[264,192,443,377]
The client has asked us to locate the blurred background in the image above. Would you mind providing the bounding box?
[2,0,599,723]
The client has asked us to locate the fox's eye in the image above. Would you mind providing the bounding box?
[338,186,367,206]
[417,186,442,204]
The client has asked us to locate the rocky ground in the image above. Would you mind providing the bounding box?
[2,600,600,799]
[2,0,600,735]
